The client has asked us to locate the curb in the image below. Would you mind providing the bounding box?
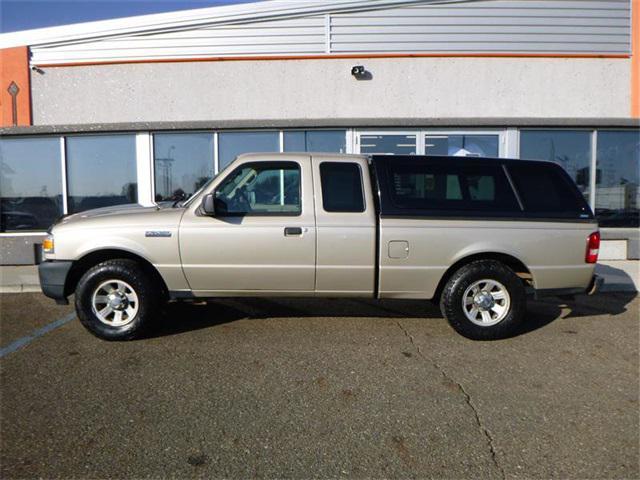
[1,285,43,293]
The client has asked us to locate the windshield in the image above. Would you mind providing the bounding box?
[176,157,244,208]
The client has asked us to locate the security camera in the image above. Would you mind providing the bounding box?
[351,65,366,77]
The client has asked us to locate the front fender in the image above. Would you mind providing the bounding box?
[52,227,190,291]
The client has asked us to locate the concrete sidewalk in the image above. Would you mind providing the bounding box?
[1,261,637,294]
[0,266,40,293]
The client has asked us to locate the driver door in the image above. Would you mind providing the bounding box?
[179,155,316,294]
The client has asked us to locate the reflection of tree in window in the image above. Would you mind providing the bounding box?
[121,183,137,203]
[155,145,175,200]
[195,177,209,191]
[153,133,214,202]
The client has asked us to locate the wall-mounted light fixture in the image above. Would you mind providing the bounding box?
[351,65,371,80]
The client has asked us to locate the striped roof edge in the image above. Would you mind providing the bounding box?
[0,0,458,49]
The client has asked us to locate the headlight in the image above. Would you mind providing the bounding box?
[42,235,55,254]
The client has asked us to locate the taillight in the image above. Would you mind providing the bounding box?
[585,231,600,264]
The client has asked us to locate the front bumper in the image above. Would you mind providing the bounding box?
[38,261,73,305]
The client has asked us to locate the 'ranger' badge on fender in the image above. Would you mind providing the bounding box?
[145,231,172,238]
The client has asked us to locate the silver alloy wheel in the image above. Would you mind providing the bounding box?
[462,279,511,327]
[91,279,139,327]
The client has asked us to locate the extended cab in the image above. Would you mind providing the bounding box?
[39,153,602,340]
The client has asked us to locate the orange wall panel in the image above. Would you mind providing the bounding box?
[0,46,32,127]
[632,0,640,117]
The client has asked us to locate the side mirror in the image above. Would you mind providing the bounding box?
[201,193,216,216]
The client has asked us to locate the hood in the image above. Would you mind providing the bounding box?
[53,202,184,231]
[65,203,159,219]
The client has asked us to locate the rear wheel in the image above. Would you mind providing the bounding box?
[440,260,526,340]
[75,259,157,340]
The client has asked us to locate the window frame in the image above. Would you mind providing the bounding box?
[64,133,139,214]
[355,129,506,157]
[516,127,596,211]
[0,135,66,233]
[424,132,501,158]
[319,161,366,213]
[152,131,216,203]
[592,128,640,228]
[357,131,419,156]
[216,130,281,173]
[212,160,303,217]
[283,129,347,153]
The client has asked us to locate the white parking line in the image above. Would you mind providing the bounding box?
[0,312,76,358]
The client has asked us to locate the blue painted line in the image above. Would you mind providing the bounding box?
[0,312,76,358]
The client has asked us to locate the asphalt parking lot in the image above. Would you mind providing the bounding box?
[1,292,638,479]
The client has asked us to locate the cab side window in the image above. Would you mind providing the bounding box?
[214,162,301,216]
[320,162,365,213]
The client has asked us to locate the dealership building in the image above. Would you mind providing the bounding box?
[0,0,638,267]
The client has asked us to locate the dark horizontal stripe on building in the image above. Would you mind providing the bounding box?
[1,117,639,136]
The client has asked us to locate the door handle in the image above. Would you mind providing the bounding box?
[284,227,303,236]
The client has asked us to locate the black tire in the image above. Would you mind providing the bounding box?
[439,260,526,340]
[75,259,157,341]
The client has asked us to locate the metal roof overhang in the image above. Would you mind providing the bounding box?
[0,0,455,49]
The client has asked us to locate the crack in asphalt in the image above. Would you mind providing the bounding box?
[396,320,506,480]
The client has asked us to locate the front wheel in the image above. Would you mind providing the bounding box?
[440,260,526,340]
[75,259,157,340]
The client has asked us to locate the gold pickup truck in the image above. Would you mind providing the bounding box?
[39,153,602,340]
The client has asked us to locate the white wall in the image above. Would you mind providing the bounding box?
[31,56,632,125]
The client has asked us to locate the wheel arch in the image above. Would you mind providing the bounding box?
[432,252,532,303]
[64,249,169,299]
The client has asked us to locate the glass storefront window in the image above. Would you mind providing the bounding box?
[218,132,279,171]
[520,130,592,201]
[3,128,636,236]
[0,137,63,231]
[154,133,214,202]
[66,135,137,214]
[425,134,499,157]
[595,130,640,228]
[283,130,346,153]
[359,134,417,155]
